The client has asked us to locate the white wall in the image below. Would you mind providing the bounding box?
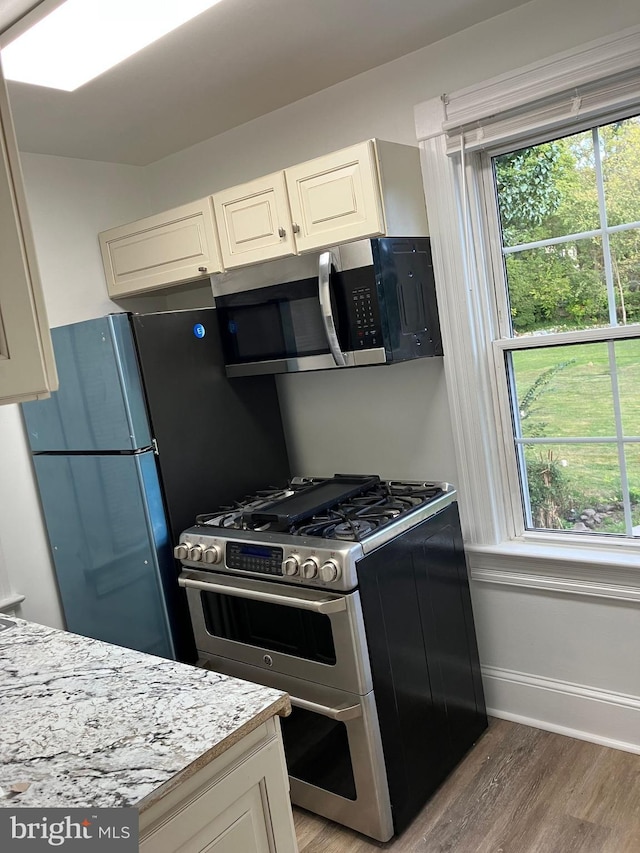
[277,359,454,482]
[471,580,640,753]
[20,153,153,326]
[0,154,152,626]
[0,403,63,626]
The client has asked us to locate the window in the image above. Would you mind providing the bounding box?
[490,117,640,538]
[415,25,640,558]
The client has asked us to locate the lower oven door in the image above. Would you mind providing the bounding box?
[203,655,393,843]
[179,568,372,694]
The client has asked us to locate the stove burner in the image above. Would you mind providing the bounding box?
[332,519,375,540]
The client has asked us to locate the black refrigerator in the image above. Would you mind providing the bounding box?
[21,308,291,662]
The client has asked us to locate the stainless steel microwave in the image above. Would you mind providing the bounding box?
[214,237,443,377]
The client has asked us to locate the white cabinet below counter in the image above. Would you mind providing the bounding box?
[140,718,296,853]
[99,198,222,297]
[0,618,298,853]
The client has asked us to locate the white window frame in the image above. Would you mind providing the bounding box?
[414,24,640,598]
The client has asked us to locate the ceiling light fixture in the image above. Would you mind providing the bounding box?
[1,0,224,92]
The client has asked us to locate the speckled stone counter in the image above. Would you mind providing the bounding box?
[0,618,290,812]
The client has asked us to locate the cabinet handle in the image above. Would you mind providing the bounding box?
[278,227,286,238]
[292,223,300,234]
[198,266,208,273]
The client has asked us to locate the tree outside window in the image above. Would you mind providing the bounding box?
[492,116,640,537]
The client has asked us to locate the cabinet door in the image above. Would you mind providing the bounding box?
[99,198,222,297]
[0,63,57,405]
[213,172,295,268]
[140,729,298,853]
[285,140,385,253]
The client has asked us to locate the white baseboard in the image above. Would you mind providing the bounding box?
[482,665,640,755]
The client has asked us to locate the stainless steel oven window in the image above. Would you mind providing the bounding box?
[288,688,393,842]
[281,705,356,799]
[200,584,337,664]
[199,654,394,843]
[179,569,373,693]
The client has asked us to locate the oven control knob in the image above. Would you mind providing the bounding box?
[300,557,319,579]
[174,543,189,560]
[203,545,222,564]
[319,559,341,583]
[283,556,300,576]
[188,544,203,561]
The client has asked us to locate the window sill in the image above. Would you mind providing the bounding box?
[466,537,640,602]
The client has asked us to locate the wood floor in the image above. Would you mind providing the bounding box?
[293,718,640,853]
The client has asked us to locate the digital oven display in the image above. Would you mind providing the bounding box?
[226,542,284,576]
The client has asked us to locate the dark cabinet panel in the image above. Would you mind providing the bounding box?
[357,503,487,834]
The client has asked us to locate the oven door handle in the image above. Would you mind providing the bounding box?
[291,696,363,722]
[318,250,347,367]
[178,576,347,614]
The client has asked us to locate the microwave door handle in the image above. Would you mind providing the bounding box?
[318,251,347,367]
[291,696,363,722]
[178,576,347,614]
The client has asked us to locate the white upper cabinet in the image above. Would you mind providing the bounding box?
[213,172,296,269]
[285,139,428,253]
[98,138,429,291]
[285,140,384,253]
[0,61,57,406]
[99,198,222,298]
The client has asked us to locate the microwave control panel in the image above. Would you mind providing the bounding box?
[351,286,381,347]
[342,269,382,348]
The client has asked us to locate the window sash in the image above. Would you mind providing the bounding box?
[499,340,640,536]
[485,122,640,539]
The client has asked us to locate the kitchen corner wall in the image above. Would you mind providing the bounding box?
[2,0,638,750]
[0,154,154,628]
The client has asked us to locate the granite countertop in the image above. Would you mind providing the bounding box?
[0,618,290,812]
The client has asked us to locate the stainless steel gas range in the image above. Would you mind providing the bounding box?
[176,475,487,842]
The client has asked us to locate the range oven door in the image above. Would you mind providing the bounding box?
[214,252,387,377]
[179,568,372,694]
[202,656,394,843]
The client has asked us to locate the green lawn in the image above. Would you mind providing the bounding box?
[510,339,640,530]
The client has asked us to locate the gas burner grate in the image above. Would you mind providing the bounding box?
[332,519,376,540]
[194,477,448,541]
